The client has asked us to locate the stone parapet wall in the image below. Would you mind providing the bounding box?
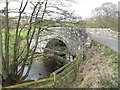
[86,28,118,38]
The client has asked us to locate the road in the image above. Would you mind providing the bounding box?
[90,35,119,53]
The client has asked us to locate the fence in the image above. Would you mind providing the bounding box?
[5,54,83,89]
[5,77,54,89]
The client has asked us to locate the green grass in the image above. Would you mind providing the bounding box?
[99,45,118,88]
[99,78,118,88]
[2,29,28,63]
[102,45,118,58]
[2,28,45,64]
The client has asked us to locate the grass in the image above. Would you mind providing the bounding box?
[68,41,118,88]
[99,78,118,88]
[102,45,118,58]
[98,44,118,88]
[2,29,28,63]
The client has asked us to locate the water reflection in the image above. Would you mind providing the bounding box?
[18,60,54,81]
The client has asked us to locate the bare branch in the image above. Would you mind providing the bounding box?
[19,0,23,11]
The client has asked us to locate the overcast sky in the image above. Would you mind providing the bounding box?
[0,0,119,18]
[70,0,119,18]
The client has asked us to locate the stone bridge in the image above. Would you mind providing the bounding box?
[31,27,87,60]
[31,27,118,59]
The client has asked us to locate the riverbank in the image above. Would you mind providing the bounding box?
[69,41,118,88]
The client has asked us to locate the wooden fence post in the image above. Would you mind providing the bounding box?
[53,72,56,88]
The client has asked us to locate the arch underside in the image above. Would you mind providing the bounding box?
[35,36,77,55]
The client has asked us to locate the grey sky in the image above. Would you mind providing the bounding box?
[70,0,119,18]
[0,0,119,18]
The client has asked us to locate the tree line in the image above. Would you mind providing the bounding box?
[85,2,118,32]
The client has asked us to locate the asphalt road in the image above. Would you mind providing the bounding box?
[90,35,119,53]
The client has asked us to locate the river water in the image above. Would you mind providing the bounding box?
[18,60,54,81]
[18,54,74,81]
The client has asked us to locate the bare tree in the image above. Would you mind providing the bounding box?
[2,0,77,86]
[2,0,10,85]
[2,0,49,86]
[0,12,2,90]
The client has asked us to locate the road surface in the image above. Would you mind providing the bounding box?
[90,35,119,53]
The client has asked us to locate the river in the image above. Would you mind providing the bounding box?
[19,55,73,81]
[18,60,54,81]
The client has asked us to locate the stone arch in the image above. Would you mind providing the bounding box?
[43,37,75,61]
[35,35,74,55]
[31,27,87,57]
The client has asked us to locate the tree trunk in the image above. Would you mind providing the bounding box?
[2,0,10,86]
[0,15,2,88]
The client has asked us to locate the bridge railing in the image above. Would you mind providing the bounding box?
[5,54,83,89]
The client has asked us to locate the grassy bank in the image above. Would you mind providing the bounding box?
[2,29,28,63]
[69,41,118,88]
